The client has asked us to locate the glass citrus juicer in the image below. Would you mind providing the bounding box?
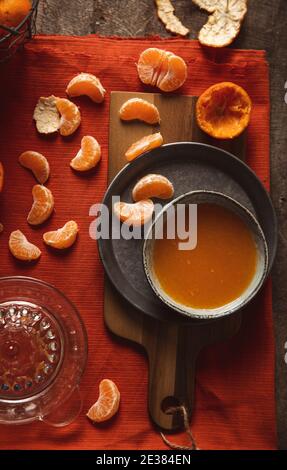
[0,276,88,426]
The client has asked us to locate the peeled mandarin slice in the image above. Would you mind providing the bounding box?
[66,73,106,103]
[43,221,79,249]
[19,151,50,184]
[9,230,41,262]
[87,379,120,423]
[27,185,54,226]
[196,82,252,139]
[56,98,81,136]
[70,136,101,172]
[119,98,160,125]
[0,161,4,192]
[113,199,154,226]
[125,132,163,162]
[137,48,187,92]
[132,174,174,201]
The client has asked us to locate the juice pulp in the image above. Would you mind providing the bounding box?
[152,203,257,309]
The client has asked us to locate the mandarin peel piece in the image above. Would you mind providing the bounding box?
[9,230,41,262]
[196,81,252,139]
[125,132,163,162]
[66,73,106,103]
[55,98,81,136]
[87,379,120,423]
[19,151,50,184]
[27,184,54,226]
[70,136,101,172]
[43,221,79,250]
[132,174,174,201]
[155,0,189,36]
[192,0,248,47]
[113,200,154,227]
[119,98,160,125]
[33,96,61,135]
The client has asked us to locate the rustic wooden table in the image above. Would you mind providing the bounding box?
[36,0,287,449]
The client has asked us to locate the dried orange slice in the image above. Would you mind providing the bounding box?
[132,174,174,201]
[113,199,154,226]
[33,96,61,135]
[43,221,79,249]
[0,161,4,193]
[70,136,101,172]
[196,82,252,139]
[56,98,81,136]
[119,98,160,125]
[87,379,120,423]
[27,185,54,226]
[137,48,187,92]
[9,230,41,262]
[19,151,50,184]
[125,132,163,162]
[66,73,106,103]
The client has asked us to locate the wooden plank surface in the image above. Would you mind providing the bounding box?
[36,0,287,448]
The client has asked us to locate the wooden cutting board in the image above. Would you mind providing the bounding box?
[105,91,245,431]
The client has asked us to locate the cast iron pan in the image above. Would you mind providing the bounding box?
[98,142,277,324]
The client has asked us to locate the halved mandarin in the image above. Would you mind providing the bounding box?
[43,221,79,249]
[87,379,120,423]
[66,73,106,103]
[196,82,252,139]
[19,151,50,184]
[119,98,160,125]
[27,185,54,226]
[137,48,187,92]
[0,161,4,192]
[9,230,41,262]
[132,174,174,201]
[113,199,154,226]
[56,98,81,136]
[70,136,101,172]
[125,132,163,162]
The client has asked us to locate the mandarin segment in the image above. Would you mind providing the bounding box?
[27,185,54,226]
[119,98,160,125]
[113,199,154,226]
[33,96,61,135]
[43,221,79,249]
[132,174,174,201]
[0,162,4,192]
[19,151,50,184]
[70,136,101,172]
[196,82,252,139]
[9,230,41,262]
[87,379,120,423]
[56,98,81,136]
[66,73,106,103]
[125,132,163,162]
[137,48,187,92]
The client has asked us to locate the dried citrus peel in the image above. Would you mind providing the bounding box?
[33,96,60,135]
[192,0,247,47]
[155,0,189,36]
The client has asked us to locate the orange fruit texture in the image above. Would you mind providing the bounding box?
[27,185,54,226]
[9,230,41,262]
[19,151,50,184]
[55,98,81,136]
[119,98,160,125]
[113,199,154,227]
[87,379,120,423]
[137,48,187,92]
[125,132,163,162]
[66,73,106,103]
[0,0,31,29]
[70,136,101,172]
[0,161,4,192]
[43,221,79,250]
[196,81,252,140]
[132,174,174,202]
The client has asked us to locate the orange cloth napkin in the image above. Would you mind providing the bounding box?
[0,36,275,450]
